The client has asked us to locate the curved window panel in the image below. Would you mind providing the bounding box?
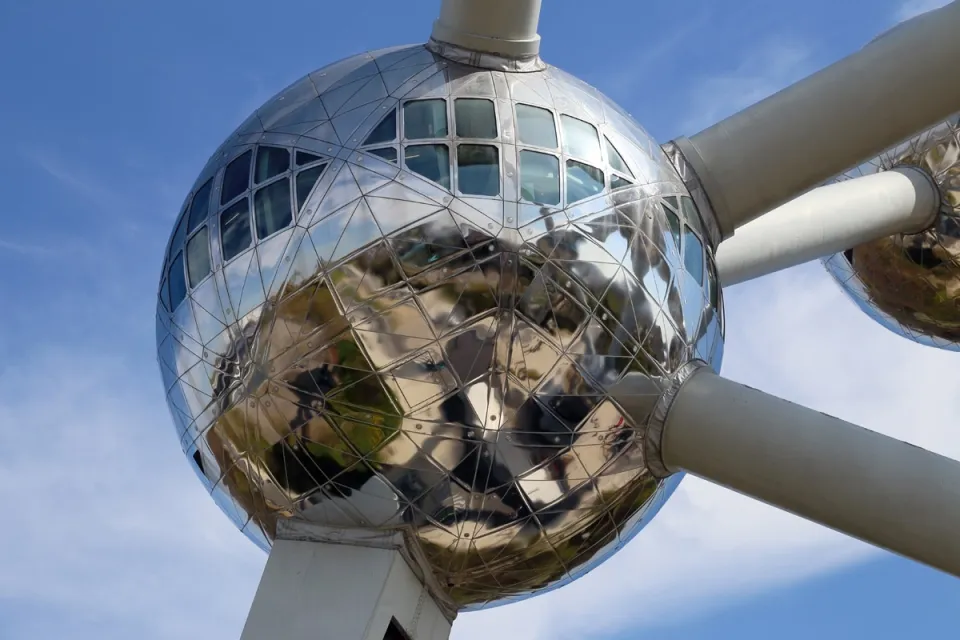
[295,150,323,167]
[186,226,212,287]
[296,164,328,211]
[455,99,497,139]
[605,137,633,177]
[457,144,499,196]
[369,147,398,164]
[168,251,188,311]
[221,149,253,205]
[255,146,290,184]
[708,258,720,310]
[561,115,602,165]
[170,207,189,258]
[404,100,448,139]
[516,104,557,149]
[681,196,705,237]
[187,179,213,234]
[663,205,681,253]
[519,150,560,206]
[405,144,450,189]
[565,160,604,205]
[220,197,252,262]
[611,175,633,191]
[683,225,705,286]
[255,178,293,240]
[159,276,171,312]
[364,109,397,145]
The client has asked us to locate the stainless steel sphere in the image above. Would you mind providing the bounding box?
[823,118,960,351]
[155,44,724,612]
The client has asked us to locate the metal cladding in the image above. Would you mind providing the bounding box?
[155,44,724,612]
[823,117,960,351]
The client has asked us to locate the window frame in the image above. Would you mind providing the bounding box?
[402,142,453,190]
[401,98,451,142]
[185,222,214,289]
[514,102,559,152]
[454,142,502,198]
[219,196,254,264]
[518,148,563,207]
[252,174,295,242]
[453,98,499,141]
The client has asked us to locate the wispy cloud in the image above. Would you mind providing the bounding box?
[894,0,950,22]
[680,38,815,134]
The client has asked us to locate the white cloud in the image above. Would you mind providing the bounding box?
[895,0,950,22]
[680,38,814,134]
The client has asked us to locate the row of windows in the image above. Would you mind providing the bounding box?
[163,146,329,313]
[356,98,636,207]
[661,196,719,313]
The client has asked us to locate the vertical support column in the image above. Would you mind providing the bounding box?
[240,540,452,640]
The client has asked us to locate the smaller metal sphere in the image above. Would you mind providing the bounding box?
[823,117,960,350]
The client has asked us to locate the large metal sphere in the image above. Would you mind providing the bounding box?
[823,118,960,351]
[155,44,723,612]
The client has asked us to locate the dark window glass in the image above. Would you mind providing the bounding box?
[708,258,719,310]
[220,198,252,262]
[187,179,213,234]
[186,226,212,287]
[611,175,632,190]
[605,137,633,177]
[295,150,323,166]
[255,146,290,184]
[663,195,679,212]
[296,164,328,211]
[168,251,188,310]
[519,150,560,205]
[561,115,602,164]
[681,196,705,237]
[364,109,397,145]
[663,205,681,253]
[170,207,189,256]
[516,104,557,148]
[405,144,450,188]
[255,178,293,240]
[369,147,398,163]
[221,150,253,205]
[159,276,171,312]
[455,99,497,139]
[404,100,447,139]
[457,144,499,196]
[683,225,705,286]
[383,618,411,640]
[566,160,604,205]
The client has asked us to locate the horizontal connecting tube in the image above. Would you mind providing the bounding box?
[714,166,939,286]
[675,1,960,237]
[613,369,960,578]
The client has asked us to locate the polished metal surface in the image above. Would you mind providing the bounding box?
[823,117,960,350]
[155,44,724,613]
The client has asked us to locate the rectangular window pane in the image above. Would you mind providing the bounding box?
[186,226,212,287]
[455,99,497,139]
[168,251,187,310]
[170,207,189,257]
[516,104,557,149]
[404,144,450,188]
[187,179,213,234]
[457,144,499,196]
[683,225,705,286]
[519,150,560,205]
[404,100,448,139]
[566,160,604,205]
[663,205,681,253]
[255,178,293,240]
[369,147,398,164]
[296,164,328,211]
[220,197,252,262]
[605,137,633,177]
[255,146,290,184]
[561,116,602,164]
[221,149,253,205]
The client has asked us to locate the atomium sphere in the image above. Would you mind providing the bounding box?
[823,117,960,351]
[155,43,723,613]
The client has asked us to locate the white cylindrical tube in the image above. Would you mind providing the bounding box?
[674,1,960,237]
[655,368,960,578]
[715,166,939,286]
[430,0,542,58]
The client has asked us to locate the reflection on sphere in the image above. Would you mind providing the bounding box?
[155,44,724,612]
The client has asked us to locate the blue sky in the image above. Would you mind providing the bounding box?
[0,0,958,638]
